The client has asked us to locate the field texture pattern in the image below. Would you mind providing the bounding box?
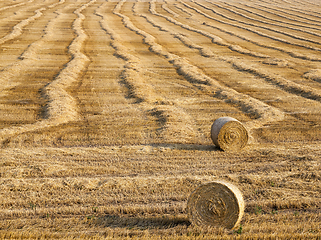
[0,0,320,239]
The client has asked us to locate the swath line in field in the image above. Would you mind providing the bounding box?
[221,2,321,40]
[280,3,321,18]
[206,1,321,46]
[0,0,67,92]
[256,1,321,24]
[0,0,36,28]
[194,0,321,51]
[143,1,321,101]
[0,6,46,46]
[0,9,54,91]
[167,0,321,77]
[48,0,66,9]
[97,3,161,104]
[179,0,321,62]
[235,2,321,32]
[0,0,95,143]
[162,0,179,18]
[41,0,95,121]
[303,69,321,83]
[149,2,321,104]
[0,1,66,61]
[152,1,272,59]
[172,2,193,17]
[121,0,285,133]
[0,0,34,13]
[97,1,199,144]
[155,1,271,61]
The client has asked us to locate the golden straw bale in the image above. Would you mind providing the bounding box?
[187,181,244,229]
[211,117,248,151]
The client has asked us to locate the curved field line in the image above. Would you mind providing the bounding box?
[223,2,321,40]
[153,1,270,59]
[284,4,321,18]
[207,1,321,45]
[259,0,321,17]
[0,0,95,142]
[41,0,95,121]
[49,0,65,9]
[178,0,321,62]
[125,0,285,133]
[0,0,64,46]
[162,0,179,18]
[172,2,193,17]
[99,0,199,143]
[303,69,321,83]
[231,62,321,102]
[20,0,67,60]
[0,0,35,27]
[0,0,34,13]
[257,1,321,22]
[192,0,321,52]
[0,6,46,46]
[0,8,48,91]
[97,3,163,104]
[0,0,66,90]
[261,0,309,9]
[301,0,321,7]
[253,1,321,25]
[237,2,321,31]
[146,2,321,106]
[143,1,321,104]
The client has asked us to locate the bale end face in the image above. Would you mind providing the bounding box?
[211,117,248,151]
[187,181,244,229]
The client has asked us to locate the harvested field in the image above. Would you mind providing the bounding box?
[0,0,320,239]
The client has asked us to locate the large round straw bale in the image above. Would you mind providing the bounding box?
[211,117,248,151]
[187,181,244,229]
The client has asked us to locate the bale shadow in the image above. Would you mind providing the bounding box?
[94,214,191,230]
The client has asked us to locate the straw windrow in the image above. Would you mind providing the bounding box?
[0,6,45,46]
[198,0,321,52]
[162,1,179,18]
[0,0,34,12]
[96,1,198,143]
[134,0,285,132]
[209,1,321,45]
[0,1,320,237]
[0,1,66,91]
[42,0,95,122]
[0,0,95,141]
[182,0,321,62]
[303,69,321,83]
[142,0,321,128]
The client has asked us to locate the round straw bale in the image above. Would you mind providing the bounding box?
[211,117,248,151]
[187,181,244,229]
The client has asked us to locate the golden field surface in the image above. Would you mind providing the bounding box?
[0,0,321,238]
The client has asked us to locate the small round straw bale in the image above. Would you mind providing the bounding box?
[187,181,244,229]
[211,117,248,151]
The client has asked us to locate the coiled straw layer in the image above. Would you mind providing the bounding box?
[211,117,248,151]
[187,181,244,229]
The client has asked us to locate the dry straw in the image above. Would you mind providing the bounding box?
[187,181,244,229]
[303,69,321,83]
[211,117,248,151]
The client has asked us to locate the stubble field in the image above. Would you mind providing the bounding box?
[0,0,320,239]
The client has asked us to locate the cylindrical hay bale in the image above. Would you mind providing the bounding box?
[187,181,244,229]
[211,117,248,151]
